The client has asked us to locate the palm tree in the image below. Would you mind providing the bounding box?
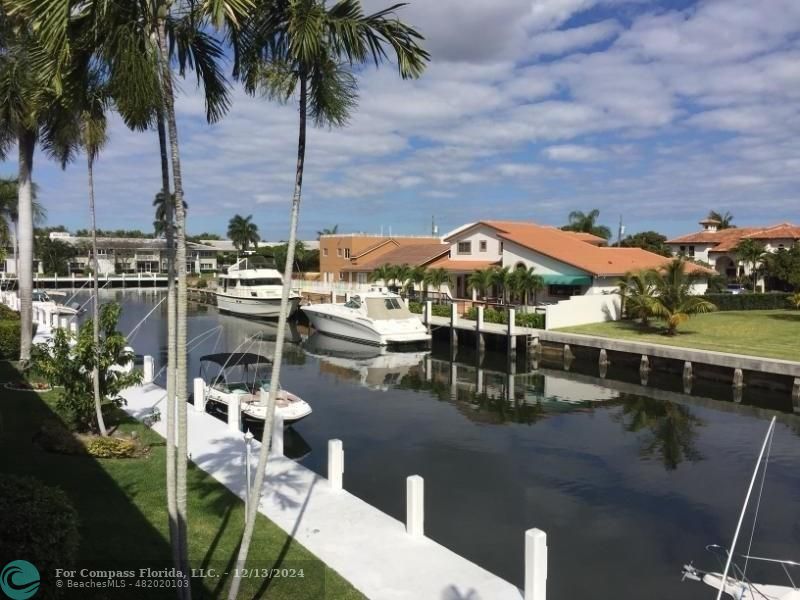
[562,209,612,240]
[467,268,493,300]
[511,266,545,306]
[0,177,44,276]
[231,2,428,593]
[317,224,338,238]
[490,266,513,304]
[736,238,766,292]
[153,192,187,238]
[406,265,427,298]
[227,214,260,253]
[391,263,412,293]
[617,270,657,326]
[707,210,734,229]
[649,259,717,335]
[369,263,393,286]
[424,268,451,302]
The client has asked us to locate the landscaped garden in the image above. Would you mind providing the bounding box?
[0,360,363,599]
[560,310,800,361]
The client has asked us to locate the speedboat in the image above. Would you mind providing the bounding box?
[33,290,80,316]
[682,417,800,599]
[198,352,312,424]
[301,288,431,346]
[215,256,302,319]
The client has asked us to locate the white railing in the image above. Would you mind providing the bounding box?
[294,280,375,295]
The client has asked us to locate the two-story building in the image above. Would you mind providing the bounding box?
[666,219,800,282]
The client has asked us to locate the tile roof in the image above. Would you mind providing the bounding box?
[342,243,450,271]
[426,258,501,271]
[667,223,800,252]
[563,231,607,245]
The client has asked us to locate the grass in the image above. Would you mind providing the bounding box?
[559,310,800,361]
[0,360,364,599]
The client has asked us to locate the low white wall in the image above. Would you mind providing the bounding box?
[545,294,621,330]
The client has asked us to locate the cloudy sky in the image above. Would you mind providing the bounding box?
[4,0,800,240]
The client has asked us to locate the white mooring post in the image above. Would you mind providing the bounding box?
[328,439,344,490]
[193,378,206,412]
[424,300,432,326]
[143,355,155,384]
[271,412,284,456]
[450,302,458,327]
[406,475,424,538]
[525,528,548,600]
[476,305,485,330]
[228,394,242,432]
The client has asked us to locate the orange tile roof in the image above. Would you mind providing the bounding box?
[667,223,800,252]
[563,231,607,245]
[342,243,450,272]
[426,258,501,271]
[350,238,397,259]
[746,223,800,240]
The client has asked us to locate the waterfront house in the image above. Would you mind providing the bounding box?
[666,218,800,285]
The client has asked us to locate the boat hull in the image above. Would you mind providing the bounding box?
[215,293,301,319]
[302,307,431,346]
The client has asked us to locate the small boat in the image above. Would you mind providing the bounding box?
[682,417,800,599]
[199,352,312,424]
[215,256,302,319]
[32,290,80,315]
[302,288,431,346]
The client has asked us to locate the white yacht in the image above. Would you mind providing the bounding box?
[301,288,431,346]
[198,352,312,424]
[216,256,301,319]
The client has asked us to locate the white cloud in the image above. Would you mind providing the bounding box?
[543,144,605,162]
[528,19,623,57]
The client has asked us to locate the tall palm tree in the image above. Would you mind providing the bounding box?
[616,270,657,326]
[369,263,393,286]
[231,3,428,591]
[153,191,187,238]
[649,259,717,335]
[424,267,451,302]
[467,268,492,300]
[490,266,513,304]
[227,214,260,252]
[0,177,44,275]
[736,238,766,292]
[511,266,544,306]
[406,265,427,298]
[707,210,734,229]
[391,263,412,292]
[562,208,612,240]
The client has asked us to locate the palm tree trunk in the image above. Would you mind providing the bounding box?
[157,22,191,598]
[157,106,180,576]
[87,154,107,436]
[228,76,308,600]
[17,130,35,362]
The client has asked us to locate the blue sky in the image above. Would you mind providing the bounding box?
[3,0,799,240]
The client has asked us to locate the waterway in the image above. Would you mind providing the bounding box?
[78,290,800,599]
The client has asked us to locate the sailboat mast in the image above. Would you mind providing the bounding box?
[715,416,777,600]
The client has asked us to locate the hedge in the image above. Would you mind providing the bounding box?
[464,307,545,329]
[701,292,793,311]
[0,475,79,599]
[0,320,20,359]
[407,301,451,317]
[0,304,19,320]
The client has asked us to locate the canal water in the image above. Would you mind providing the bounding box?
[82,290,800,599]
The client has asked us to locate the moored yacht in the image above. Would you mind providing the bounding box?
[301,288,431,346]
[215,256,302,319]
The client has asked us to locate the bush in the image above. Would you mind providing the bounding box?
[408,301,422,314]
[0,320,20,359]
[0,304,19,320]
[407,302,452,317]
[701,292,793,311]
[0,475,79,599]
[85,436,138,459]
[464,307,545,329]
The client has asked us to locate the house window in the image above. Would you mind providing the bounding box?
[344,248,351,259]
[548,285,582,298]
[200,262,215,271]
[679,245,686,254]
[479,240,487,252]
[97,248,107,256]
[457,241,471,254]
[323,248,328,256]
[688,246,695,257]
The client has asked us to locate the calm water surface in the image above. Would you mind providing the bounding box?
[82,290,800,599]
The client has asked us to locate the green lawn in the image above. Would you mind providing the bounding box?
[0,361,364,599]
[559,310,800,362]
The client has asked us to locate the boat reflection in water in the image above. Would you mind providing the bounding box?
[303,332,430,391]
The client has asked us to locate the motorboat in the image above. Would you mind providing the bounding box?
[33,290,80,316]
[303,332,429,390]
[198,352,312,424]
[302,288,431,346]
[215,256,302,319]
[682,417,800,599]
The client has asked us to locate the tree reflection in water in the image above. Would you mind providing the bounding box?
[614,394,703,470]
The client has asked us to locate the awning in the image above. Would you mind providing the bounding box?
[540,275,592,286]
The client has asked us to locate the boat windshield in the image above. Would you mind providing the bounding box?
[365,297,413,320]
[344,296,362,309]
[239,278,283,286]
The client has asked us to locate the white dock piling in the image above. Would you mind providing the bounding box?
[406,475,424,538]
[143,355,155,384]
[328,439,344,491]
[424,300,432,327]
[228,394,242,432]
[271,412,284,456]
[525,528,548,600]
[193,378,206,412]
[476,305,485,330]
[450,302,458,327]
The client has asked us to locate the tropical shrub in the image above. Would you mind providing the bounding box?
[407,301,451,317]
[0,320,21,359]
[650,260,717,335]
[85,436,138,459]
[408,301,422,314]
[32,302,141,432]
[464,307,545,329]
[701,292,793,311]
[0,475,79,599]
[787,293,800,310]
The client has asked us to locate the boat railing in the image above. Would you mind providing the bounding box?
[706,544,800,591]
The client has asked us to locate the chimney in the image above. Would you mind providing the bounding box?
[699,218,720,233]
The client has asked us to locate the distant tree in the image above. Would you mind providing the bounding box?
[490,266,513,304]
[561,209,612,239]
[620,231,671,257]
[511,266,545,306]
[317,225,339,239]
[424,268,452,301]
[35,235,77,276]
[707,210,735,229]
[227,215,260,253]
[736,238,767,292]
[369,264,393,286]
[1,178,45,272]
[406,266,428,298]
[153,192,187,238]
[190,232,222,241]
[467,269,493,300]
[763,246,800,291]
[74,228,149,238]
